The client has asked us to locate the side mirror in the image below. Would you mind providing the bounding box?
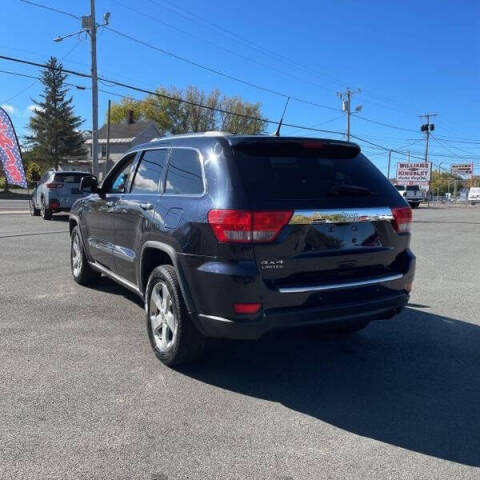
[80,175,99,193]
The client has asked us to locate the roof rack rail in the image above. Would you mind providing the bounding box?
[150,131,232,142]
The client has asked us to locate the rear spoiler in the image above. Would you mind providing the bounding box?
[231,138,361,159]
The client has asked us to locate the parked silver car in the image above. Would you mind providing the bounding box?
[29,170,94,220]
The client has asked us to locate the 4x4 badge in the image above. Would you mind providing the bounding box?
[260,259,284,270]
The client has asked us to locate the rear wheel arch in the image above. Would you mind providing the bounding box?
[139,242,195,314]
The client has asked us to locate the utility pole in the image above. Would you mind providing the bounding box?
[87,0,99,177]
[419,113,437,162]
[53,4,110,178]
[419,112,437,195]
[105,99,111,177]
[337,88,361,142]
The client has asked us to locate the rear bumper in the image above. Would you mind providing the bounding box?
[180,249,415,340]
[195,292,408,339]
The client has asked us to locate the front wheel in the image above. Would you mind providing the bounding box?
[70,226,101,285]
[146,265,206,366]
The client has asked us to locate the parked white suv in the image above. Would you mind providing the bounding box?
[394,185,423,209]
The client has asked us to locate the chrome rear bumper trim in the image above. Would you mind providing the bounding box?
[289,207,394,224]
[278,273,403,293]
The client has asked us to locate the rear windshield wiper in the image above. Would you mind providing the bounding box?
[328,182,377,196]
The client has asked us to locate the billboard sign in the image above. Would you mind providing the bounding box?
[451,163,473,180]
[396,162,431,188]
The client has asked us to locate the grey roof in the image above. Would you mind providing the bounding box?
[96,121,160,140]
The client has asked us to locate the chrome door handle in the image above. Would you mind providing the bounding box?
[140,202,153,211]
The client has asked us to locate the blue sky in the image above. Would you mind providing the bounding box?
[1,0,479,175]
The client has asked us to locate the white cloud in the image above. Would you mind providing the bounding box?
[1,104,15,115]
[27,104,43,114]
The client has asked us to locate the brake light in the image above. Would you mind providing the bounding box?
[49,199,60,209]
[392,207,412,233]
[46,183,63,189]
[208,209,292,243]
[234,303,262,314]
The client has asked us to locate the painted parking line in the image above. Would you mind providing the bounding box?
[0,210,29,215]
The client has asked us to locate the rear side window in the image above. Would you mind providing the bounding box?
[131,149,167,194]
[233,142,395,202]
[53,173,87,183]
[165,148,204,195]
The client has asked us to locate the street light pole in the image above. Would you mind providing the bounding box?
[53,3,110,178]
[88,0,99,177]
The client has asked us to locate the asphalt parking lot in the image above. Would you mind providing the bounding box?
[1,207,480,479]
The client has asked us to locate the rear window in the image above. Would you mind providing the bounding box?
[395,185,405,191]
[53,173,88,184]
[406,185,420,191]
[233,143,395,201]
[165,148,204,195]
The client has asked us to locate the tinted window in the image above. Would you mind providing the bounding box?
[165,149,204,195]
[109,155,136,193]
[54,173,88,183]
[395,185,405,191]
[131,149,167,194]
[406,185,419,191]
[234,145,396,202]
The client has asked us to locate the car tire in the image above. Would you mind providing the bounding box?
[70,226,101,285]
[146,265,206,367]
[41,199,52,220]
[29,199,40,216]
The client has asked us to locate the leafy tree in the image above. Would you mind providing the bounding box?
[25,57,86,169]
[108,86,266,134]
[26,161,42,185]
[430,171,464,195]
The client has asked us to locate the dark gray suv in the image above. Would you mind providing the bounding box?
[69,133,415,366]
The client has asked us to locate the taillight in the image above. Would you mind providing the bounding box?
[234,303,262,314]
[46,183,63,189]
[208,209,292,243]
[392,207,412,233]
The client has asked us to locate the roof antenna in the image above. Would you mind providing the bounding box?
[271,96,290,136]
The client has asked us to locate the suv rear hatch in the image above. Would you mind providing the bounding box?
[49,172,90,199]
[231,138,411,292]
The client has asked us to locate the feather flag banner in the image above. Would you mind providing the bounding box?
[0,107,27,188]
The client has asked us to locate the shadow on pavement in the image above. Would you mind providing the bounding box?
[87,276,143,307]
[179,307,480,466]
[50,214,70,222]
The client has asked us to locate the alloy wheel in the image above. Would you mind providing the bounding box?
[71,233,83,278]
[149,282,177,353]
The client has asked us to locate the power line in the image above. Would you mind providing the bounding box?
[0,54,344,136]
[146,0,348,89]
[109,0,345,95]
[354,114,418,133]
[19,0,458,142]
[19,0,81,20]
[104,26,340,113]
[1,53,474,173]
[431,134,477,158]
[1,39,84,104]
